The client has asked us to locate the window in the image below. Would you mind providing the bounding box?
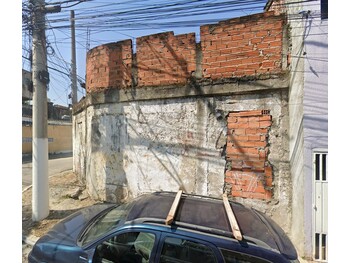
[160,237,217,263]
[313,151,328,261]
[220,249,271,263]
[93,231,156,263]
[80,202,134,246]
[321,0,328,19]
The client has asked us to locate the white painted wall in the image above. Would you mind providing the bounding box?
[287,0,328,259]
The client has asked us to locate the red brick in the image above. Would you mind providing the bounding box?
[231,190,243,197]
[248,121,260,128]
[227,122,249,129]
[243,160,265,168]
[247,135,261,141]
[226,153,260,161]
[232,135,249,141]
[234,140,267,148]
[245,128,257,135]
[231,160,244,169]
[226,147,259,155]
[265,166,273,177]
[265,176,273,187]
[229,110,264,117]
[227,116,238,123]
[225,176,235,184]
[259,150,267,159]
[259,115,272,121]
[230,144,254,153]
[260,120,272,128]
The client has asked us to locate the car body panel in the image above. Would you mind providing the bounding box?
[28,192,298,263]
[28,204,114,263]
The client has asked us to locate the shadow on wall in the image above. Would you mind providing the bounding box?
[85,95,231,201]
[89,112,129,203]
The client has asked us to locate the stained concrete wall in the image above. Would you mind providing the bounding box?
[73,75,292,230]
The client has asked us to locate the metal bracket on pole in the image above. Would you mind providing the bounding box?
[38,70,50,84]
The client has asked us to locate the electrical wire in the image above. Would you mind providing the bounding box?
[22,0,327,106]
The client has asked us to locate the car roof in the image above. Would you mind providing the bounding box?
[125,191,297,260]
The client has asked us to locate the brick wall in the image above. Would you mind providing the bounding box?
[201,11,285,79]
[225,110,273,200]
[86,40,132,93]
[136,32,197,87]
[85,11,286,92]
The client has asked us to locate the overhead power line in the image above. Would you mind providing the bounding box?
[22,0,326,106]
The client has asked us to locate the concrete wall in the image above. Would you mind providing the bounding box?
[73,75,292,230]
[73,11,295,231]
[267,0,328,259]
[22,122,72,154]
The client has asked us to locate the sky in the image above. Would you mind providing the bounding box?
[22,0,269,107]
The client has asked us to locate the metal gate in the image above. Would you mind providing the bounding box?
[313,151,328,262]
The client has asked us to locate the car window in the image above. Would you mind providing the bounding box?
[220,249,272,263]
[81,202,134,246]
[92,231,156,263]
[160,237,217,263]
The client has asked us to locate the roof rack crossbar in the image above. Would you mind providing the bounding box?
[222,193,243,241]
[165,190,183,225]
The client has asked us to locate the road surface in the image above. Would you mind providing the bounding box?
[22,154,73,189]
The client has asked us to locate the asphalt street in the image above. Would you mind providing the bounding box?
[22,153,73,189]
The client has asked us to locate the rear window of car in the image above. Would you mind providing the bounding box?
[220,249,272,263]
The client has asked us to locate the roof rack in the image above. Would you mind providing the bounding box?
[222,193,243,241]
[165,190,183,225]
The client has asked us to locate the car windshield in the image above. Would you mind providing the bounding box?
[80,202,134,246]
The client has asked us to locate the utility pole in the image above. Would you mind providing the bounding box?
[31,0,49,222]
[31,0,60,221]
[70,10,77,105]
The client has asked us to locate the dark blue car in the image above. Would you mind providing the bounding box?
[28,191,299,263]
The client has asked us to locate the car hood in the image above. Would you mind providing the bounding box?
[29,203,114,263]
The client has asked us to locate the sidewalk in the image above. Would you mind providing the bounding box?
[22,170,99,262]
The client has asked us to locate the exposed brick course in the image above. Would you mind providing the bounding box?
[86,40,132,93]
[201,11,286,79]
[85,11,286,92]
[225,110,273,200]
[136,32,197,87]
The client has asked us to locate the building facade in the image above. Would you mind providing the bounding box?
[72,3,328,262]
[265,0,328,261]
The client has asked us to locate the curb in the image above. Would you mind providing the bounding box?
[22,234,39,246]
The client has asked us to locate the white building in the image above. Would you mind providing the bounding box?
[265,0,328,261]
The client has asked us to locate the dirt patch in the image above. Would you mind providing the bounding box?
[22,171,101,262]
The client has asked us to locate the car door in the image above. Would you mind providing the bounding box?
[155,232,224,263]
[87,228,160,263]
